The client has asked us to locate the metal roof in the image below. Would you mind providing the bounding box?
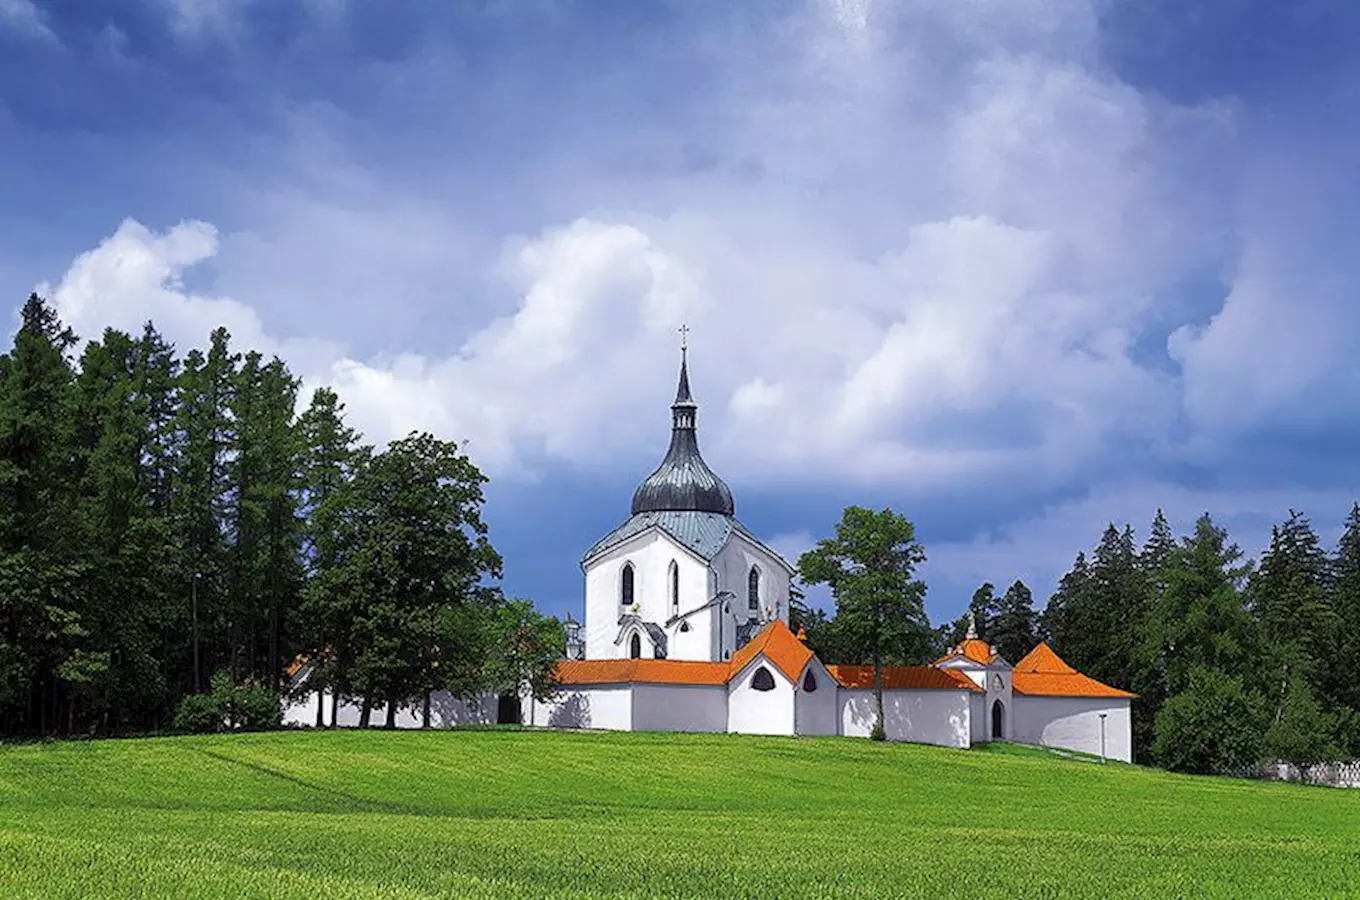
[581,509,794,572]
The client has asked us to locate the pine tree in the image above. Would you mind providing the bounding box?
[1248,510,1336,695]
[990,580,1038,664]
[1328,503,1360,732]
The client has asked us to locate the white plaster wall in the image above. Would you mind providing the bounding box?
[631,684,728,732]
[794,660,838,736]
[984,669,1014,741]
[283,690,498,728]
[711,532,793,631]
[1011,696,1132,762]
[525,685,634,731]
[583,531,711,660]
[968,692,986,745]
[728,657,796,735]
[839,689,972,749]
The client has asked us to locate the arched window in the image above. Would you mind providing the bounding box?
[752,666,775,691]
[669,560,679,617]
[679,621,691,633]
[802,670,817,693]
[620,563,635,609]
[748,566,760,611]
[991,699,1005,739]
[630,633,642,659]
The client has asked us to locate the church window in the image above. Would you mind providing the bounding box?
[752,666,775,691]
[679,621,691,633]
[802,670,817,693]
[630,633,642,659]
[669,560,679,617]
[748,566,760,610]
[621,563,635,609]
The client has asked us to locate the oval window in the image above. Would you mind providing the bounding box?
[752,666,776,692]
[802,670,817,693]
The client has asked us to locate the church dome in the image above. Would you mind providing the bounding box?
[630,351,735,517]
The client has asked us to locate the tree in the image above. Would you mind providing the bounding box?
[1328,503,1360,748]
[939,583,999,650]
[1152,666,1265,775]
[798,506,929,740]
[1263,675,1341,770]
[990,580,1038,664]
[329,433,502,728]
[480,598,564,717]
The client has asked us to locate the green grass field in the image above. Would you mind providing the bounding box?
[0,729,1356,899]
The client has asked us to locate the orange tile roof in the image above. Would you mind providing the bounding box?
[554,658,731,686]
[1011,642,1137,699]
[728,619,814,683]
[828,665,984,692]
[935,637,997,666]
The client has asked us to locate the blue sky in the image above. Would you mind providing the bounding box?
[3,0,1359,625]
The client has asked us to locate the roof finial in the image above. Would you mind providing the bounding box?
[966,610,978,641]
[679,323,690,354]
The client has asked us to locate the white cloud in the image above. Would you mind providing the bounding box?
[0,0,56,42]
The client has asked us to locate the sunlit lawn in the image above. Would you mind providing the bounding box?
[0,728,1356,898]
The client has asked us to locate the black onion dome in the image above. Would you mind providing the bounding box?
[630,352,735,516]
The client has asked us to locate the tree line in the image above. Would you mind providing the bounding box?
[793,504,1360,772]
[0,295,560,738]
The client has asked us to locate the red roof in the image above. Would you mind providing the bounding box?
[728,620,814,683]
[935,637,997,666]
[554,658,730,686]
[828,665,983,692]
[1011,643,1136,699]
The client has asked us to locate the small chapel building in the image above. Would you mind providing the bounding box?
[524,351,1136,761]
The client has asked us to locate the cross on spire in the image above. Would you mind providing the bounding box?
[679,323,690,353]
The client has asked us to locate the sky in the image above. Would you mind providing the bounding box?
[2,0,1359,625]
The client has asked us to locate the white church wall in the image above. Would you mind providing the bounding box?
[632,684,728,732]
[728,657,796,735]
[283,690,498,729]
[838,689,972,749]
[711,534,792,632]
[1011,696,1132,762]
[584,531,710,660]
[526,685,634,731]
[983,669,1014,741]
[794,660,838,736]
[968,692,986,745]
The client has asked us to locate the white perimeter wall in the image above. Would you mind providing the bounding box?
[1011,696,1132,762]
[524,685,634,731]
[968,693,986,745]
[728,659,795,735]
[794,661,838,736]
[632,684,728,732]
[839,689,972,748]
[283,690,498,729]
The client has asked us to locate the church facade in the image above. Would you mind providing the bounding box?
[526,352,1137,761]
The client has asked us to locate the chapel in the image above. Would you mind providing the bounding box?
[524,349,1139,759]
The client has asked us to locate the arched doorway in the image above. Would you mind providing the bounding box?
[991,699,1005,740]
[629,633,642,659]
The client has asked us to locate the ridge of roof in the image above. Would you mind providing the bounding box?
[935,637,997,666]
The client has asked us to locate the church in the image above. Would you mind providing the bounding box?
[522,351,1137,761]
[285,350,1135,761]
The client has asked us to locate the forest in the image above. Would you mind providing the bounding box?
[0,294,560,738]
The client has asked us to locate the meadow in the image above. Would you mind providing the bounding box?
[0,728,1356,899]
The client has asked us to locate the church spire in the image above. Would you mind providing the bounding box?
[629,337,735,517]
[966,610,979,640]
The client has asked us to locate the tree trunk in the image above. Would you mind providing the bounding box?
[330,687,340,729]
[422,691,432,729]
[359,696,372,728]
[384,695,397,730]
[315,690,325,728]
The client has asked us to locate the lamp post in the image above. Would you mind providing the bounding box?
[1098,712,1107,764]
[192,572,202,693]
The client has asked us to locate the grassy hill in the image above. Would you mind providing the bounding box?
[0,729,1355,899]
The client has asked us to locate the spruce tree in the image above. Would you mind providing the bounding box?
[990,580,1038,664]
